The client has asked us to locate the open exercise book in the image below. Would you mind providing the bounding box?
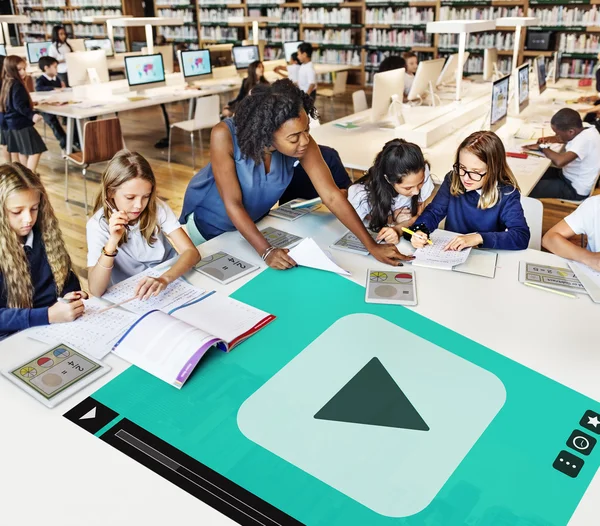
[29,266,275,388]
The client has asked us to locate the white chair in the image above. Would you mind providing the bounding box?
[352,89,368,113]
[168,95,221,172]
[521,195,543,250]
[317,71,348,119]
[142,44,174,74]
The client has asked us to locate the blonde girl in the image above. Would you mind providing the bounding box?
[0,163,86,340]
[0,55,46,171]
[87,150,201,298]
[410,131,530,251]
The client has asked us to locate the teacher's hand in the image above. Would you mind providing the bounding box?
[266,248,297,270]
[370,244,414,266]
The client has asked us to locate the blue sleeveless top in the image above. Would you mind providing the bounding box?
[180,118,297,240]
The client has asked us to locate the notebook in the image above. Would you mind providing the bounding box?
[113,291,276,388]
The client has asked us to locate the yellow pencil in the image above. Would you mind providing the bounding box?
[401,227,433,245]
[524,281,577,299]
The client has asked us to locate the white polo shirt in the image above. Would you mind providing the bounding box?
[288,64,300,84]
[298,61,316,94]
[563,126,600,197]
[48,41,72,75]
[565,194,600,252]
[87,199,181,286]
[348,166,435,222]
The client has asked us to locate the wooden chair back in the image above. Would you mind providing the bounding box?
[82,118,124,165]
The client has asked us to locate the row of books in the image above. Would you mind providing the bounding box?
[365,7,435,25]
[559,33,600,55]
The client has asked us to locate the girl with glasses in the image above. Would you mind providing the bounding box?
[347,139,434,244]
[409,131,530,252]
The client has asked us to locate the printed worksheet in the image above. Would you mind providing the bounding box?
[102,266,206,315]
[412,230,471,270]
[28,298,138,359]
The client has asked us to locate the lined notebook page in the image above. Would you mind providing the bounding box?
[171,294,273,346]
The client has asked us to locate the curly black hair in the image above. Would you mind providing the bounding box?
[233,79,318,163]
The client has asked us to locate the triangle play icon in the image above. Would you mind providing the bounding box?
[314,357,429,431]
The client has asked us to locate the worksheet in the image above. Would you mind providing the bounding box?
[412,230,471,270]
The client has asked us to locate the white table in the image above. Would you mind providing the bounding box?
[0,208,599,525]
[31,73,241,154]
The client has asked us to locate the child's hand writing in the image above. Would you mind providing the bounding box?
[108,210,129,242]
[444,233,483,251]
[410,231,429,249]
[48,298,85,323]
[376,227,399,245]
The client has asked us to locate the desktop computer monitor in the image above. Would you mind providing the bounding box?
[406,58,445,102]
[283,41,302,62]
[232,45,260,70]
[124,53,166,91]
[65,50,109,86]
[180,49,212,82]
[483,48,498,82]
[437,52,470,86]
[0,44,6,56]
[536,55,547,95]
[491,74,510,132]
[84,38,114,57]
[26,41,51,65]
[516,63,529,115]
[371,67,405,125]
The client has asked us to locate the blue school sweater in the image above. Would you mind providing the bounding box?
[414,174,530,250]
[3,81,36,130]
[0,227,81,340]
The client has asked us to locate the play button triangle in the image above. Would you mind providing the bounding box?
[314,357,429,431]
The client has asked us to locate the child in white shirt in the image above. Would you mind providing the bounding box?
[348,138,434,244]
[48,25,73,86]
[542,194,600,271]
[530,108,600,200]
[87,150,200,298]
[274,52,301,84]
[297,43,317,100]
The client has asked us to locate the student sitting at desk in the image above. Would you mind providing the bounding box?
[410,131,530,251]
[274,52,301,85]
[529,108,600,201]
[542,195,600,271]
[180,79,408,269]
[35,56,80,152]
[222,60,269,118]
[87,150,201,298]
[0,163,87,341]
[348,139,434,244]
[402,51,418,96]
[279,144,351,204]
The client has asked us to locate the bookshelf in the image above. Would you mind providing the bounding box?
[12,0,600,85]
[13,0,129,52]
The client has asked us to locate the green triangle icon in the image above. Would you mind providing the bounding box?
[314,357,429,431]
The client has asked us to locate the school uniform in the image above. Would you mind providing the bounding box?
[86,200,181,286]
[279,145,351,204]
[35,73,70,150]
[0,227,81,340]
[530,126,600,201]
[565,195,600,252]
[298,61,317,101]
[413,173,531,250]
[348,165,434,221]
[49,41,72,86]
[4,81,47,156]
[288,64,300,84]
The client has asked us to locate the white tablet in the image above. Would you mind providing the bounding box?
[194,251,258,285]
[260,227,303,249]
[269,199,317,222]
[519,261,587,294]
[365,269,418,306]
[1,343,110,408]
[330,230,378,256]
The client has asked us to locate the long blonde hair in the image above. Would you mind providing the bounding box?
[93,150,159,247]
[450,131,520,209]
[0,163,73,308]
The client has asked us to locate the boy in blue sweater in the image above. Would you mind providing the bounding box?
[409,131,530,251]
[35,56,79,151]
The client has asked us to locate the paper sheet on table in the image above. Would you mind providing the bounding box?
[288,238,351,276]
[412,230,471,270]
[27,297,137,359]
[102,265,206,315]
[569,261,600,288]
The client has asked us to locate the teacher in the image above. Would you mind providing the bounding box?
[180,79,408,269]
